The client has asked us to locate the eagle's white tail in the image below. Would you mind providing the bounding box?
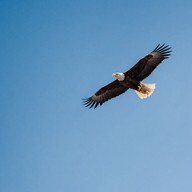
[135,83,156,99]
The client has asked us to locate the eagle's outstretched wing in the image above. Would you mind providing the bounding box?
[83,80,128,108]
[125,44,171,81]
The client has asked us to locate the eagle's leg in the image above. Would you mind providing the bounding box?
[137,84,147,93]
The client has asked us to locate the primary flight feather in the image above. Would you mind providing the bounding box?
[83,44,171,108]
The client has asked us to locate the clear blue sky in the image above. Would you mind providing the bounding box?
[1,0,192,192]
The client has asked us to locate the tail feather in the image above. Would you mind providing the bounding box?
[135,83,156,99]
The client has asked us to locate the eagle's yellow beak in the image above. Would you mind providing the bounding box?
[112,73,117,77]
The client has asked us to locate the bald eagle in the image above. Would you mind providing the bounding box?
[83,44,171,108]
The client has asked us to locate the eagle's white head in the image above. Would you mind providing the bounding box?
[112,72,125,81]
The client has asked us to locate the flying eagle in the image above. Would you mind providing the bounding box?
[83,44,171,108]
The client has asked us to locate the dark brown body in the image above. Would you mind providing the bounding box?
[119,75,140,90]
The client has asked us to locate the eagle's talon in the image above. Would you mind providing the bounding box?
[137,86,142,91]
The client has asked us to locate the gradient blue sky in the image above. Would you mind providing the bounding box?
[1,0,192,192]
